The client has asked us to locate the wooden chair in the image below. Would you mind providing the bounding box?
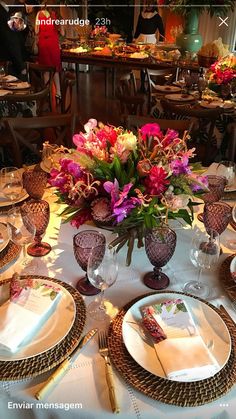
[27,62,56,111]
[160,99,224,165]
[145,67,176,113]
[115,77,146,124]
[118,70,137,96]
[125,114,194,136]
[4,113,76,167]
[1,86,50,117]
[60,70,77,115]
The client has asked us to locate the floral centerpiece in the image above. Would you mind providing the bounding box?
[90,25,108,39]
[207,54,236,87]
[49,119,207,265]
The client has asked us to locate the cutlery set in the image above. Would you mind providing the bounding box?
[35,328,120,414]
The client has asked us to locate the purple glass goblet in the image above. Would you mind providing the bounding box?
[73,230,106,296]
[143,226,177,290]
[21,199,51,257]
[198,175,227,223]
[23,169,48,200]
[203,202,232,235]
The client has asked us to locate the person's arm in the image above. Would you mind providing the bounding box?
[156,14,165,41]
[133,14,142,40]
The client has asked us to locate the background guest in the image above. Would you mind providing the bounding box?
[0,0,27,79]
[35,1,63,101]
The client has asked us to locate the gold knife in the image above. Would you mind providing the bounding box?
[35,328,97,400]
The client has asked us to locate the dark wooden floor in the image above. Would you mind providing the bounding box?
[76,68,132,128]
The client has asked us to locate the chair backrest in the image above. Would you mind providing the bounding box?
[119,71,137,96]
[4,86,50,116]
[160,99,223,120]
[116,83,146,121]
[60,71,77,114]
[27,62,56,111]
[146,67,176,113]
[5,113,76,167]
[125,115,194,136]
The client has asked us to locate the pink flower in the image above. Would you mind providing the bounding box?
[145,166,170,196]
[140,123,163,141]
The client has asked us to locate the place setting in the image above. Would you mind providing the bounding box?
[107,289,236,407]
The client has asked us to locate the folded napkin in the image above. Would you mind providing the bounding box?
[142,299,219,381]
[0,276,61,353]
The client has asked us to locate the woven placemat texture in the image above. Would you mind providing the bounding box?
[0,241,21,272]
[0,275,86,381]
[219,254,236,301]
[108,291,236,407]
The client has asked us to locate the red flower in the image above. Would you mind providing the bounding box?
[145,166,169,196]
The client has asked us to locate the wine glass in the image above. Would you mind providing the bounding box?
[143,226,177,290]
[203,202,232,236]
[217,161,235,190]
[87,246,118,321]
[73,230,106,296]
[20,200,51,257]
[0,65,6,83]
[0,167,23,205]
[197,175,227,223]
[197,76,207,100]
[8,207,36,269]
[183,227,220,298]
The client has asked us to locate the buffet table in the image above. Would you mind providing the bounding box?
[0,188,236,419]
[61,50,199,97]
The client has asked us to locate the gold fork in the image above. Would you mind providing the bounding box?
[98,330,120,414]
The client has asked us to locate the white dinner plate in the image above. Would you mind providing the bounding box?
[5,82,31,90]
[0,89,12,97]
[200,100,234,110]
[154,85,181,93]
[122,293,231,382]
[2,75,18,82]
[164,93,195,102]
[224,177,236,192]
[0,223,9,253]
[0,191,28,207]
[0,279,76,361]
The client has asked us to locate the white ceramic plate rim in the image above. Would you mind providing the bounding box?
[122,293,231,382]
[164,93,195,102]
[0,279,76,361]
[0,191,28,207]
[0,223,9,253]
[230,256,236,276]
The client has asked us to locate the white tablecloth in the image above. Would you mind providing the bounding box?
[0,190,236,419]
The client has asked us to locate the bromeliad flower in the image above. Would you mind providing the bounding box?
[145,166,170,196]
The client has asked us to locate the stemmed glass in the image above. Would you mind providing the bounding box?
[143,226,177,290]
[183,227,220,298]
[22,169,48,200]
[197,175,227,223]
[0,167,23,205]
[20,200,51,257]
[0,65,6,84]
[217,161,235,190]
[87,246,118,321]
[7,207,36,269]
[73,230,106,296]
[203,202,232,236]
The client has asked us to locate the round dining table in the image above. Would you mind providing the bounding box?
[0,183,236,419]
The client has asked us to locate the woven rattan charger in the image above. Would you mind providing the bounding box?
[0,275,86,381]
[108,290,236,407]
